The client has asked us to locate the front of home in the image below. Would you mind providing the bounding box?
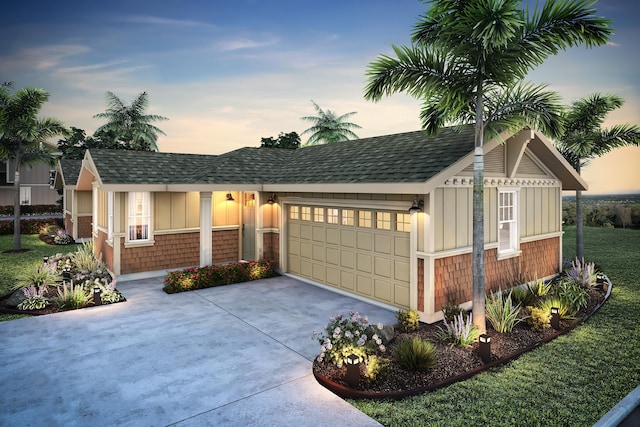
[56,126,586,322]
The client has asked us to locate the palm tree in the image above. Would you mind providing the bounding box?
[301,100,361,145]
[364,0,611,333]
[93,91,168,151]
[555,93,640,259]
[0,86,69,251]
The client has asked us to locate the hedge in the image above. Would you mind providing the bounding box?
[0,218,63,235]
[163,260,275,293]
[0,205,61,216]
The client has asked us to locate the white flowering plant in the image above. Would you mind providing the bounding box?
[311,311,386,367]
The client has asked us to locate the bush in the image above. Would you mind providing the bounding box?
[70,242,102,272]
[564,257,597,291]
[312,311,386,367]
[163,260,275,293]
[526,306,551,331]
[15,263,58,289]
[554,279,588,312]
[16,285,50,311]
[437,313,480,347]
[442,304,468,323]
[537,296,576,320]
[363,355,390,385]
[53,229,74,245]
[511,285,536,307]
[54,283,92,310]
[485,289,525,333]
[393,337,437,372]
[528,277,552,298]
[396,308,421,332]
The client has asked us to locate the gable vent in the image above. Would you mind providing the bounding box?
[517,152,548,177]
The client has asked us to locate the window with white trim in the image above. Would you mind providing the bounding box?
[314,207,324,222]
[498,190,518,253]
[342,209,354,226]
[396,213,410,232]
[358,210,372,228]
[289,205,299,220]
[20,187,31,205]
[376,212,391,230]
[128,192,150,241]
[301,206,311,221]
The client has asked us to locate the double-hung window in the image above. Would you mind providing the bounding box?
[498,190,518,254]
[128,192,150,241]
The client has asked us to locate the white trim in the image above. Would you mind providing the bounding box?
[279,196,411,211]
[520,231,563,243]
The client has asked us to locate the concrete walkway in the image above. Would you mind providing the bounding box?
[0,276,398,426]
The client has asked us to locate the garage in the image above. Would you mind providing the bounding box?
[287,203,411,308]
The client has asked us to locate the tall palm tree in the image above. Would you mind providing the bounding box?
[0,86,69,251]
[555,93,640,259]
[364,0,612,333]
[301,100,361,145]
[93,91,168,151]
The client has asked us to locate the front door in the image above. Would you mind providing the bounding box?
[242,192,256,260]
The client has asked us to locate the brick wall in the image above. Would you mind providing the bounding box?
[418,258,424,312]
[77,216,92,239]
[95,230,114,272]
[262,232,280,267]
[433,237,560,311]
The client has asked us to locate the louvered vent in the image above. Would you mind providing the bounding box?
[517,152,548,177]
[461,145,505,175]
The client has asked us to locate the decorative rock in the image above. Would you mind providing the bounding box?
[379,324,395,345]
[6,289,27,308]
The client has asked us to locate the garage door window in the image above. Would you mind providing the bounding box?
[327,208,339,224]
[396,213,410,232]
[314,207,324,222]
[376,212,391,230]
[342,209,354,226]
[301,206,311,221]
[358,210,372,228]
[290,206,299,220]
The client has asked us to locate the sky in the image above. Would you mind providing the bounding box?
[2,0,639,195]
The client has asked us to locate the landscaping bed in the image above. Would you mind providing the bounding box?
[312,267,610,399]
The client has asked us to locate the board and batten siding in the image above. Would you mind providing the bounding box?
[154,191,240,232]
[520,186,561,237]
[77,191,92,214]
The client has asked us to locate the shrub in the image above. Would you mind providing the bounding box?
[442,304,468,323]
[15,263,58,289]
[70,242,102,272]
[53,229,74,245]
[88,277,123,304]
[526,306,551,331]
[393,337,437,372]
[0,218,63,235]
[163,260,275,293]
[511,285,536,307]
[537,296,576,320]
[528,276,552,298]
[54,282,92,310]
[363,355,390,385]
[555,279,588,312]
[437,313,480,347]
[312,311,386,367]
[485,289,525,333]
[396,308,421,332]
[564,257,597,291]
[16,285,49,310]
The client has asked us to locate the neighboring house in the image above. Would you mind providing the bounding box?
[0,142,59,206]
[57,126,586,323]
[53,159,92,241]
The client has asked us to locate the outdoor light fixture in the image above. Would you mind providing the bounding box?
[43,256,49,263]
[226,192,234,201]
[345,354,361,389]
[93,285,102,306]
[267,193,276,204]
[550,307,560,330]
[408,197,424,213]
[478,334,491,364]
[62,266,72,281]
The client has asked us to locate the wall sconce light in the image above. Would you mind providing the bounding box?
[409,196,424,213]
[226,192,234,201]
[93,285,102,306]
[345,353,361,389]
[550,307,560,330]
[267,193,276,204]
[478,334,491,363]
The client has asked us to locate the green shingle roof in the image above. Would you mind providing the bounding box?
[86,125,476,185]
[59,159,83,185]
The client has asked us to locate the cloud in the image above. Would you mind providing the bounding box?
[57,60,128,74]
[121,15,218,29]
[0,44,89,73]
[216,36,280,52]
[606,41,620,47]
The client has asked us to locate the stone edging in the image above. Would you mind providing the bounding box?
[313,275,613,400]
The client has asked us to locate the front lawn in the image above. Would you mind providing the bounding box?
[352,226,640,426]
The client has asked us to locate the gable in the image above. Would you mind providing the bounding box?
[516,151,551,177]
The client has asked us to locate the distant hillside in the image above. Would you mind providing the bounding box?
[562,194,640,229]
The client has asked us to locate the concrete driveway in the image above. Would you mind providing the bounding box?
[0,275,398,426]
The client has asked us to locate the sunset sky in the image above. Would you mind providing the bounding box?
[2,0,638,194]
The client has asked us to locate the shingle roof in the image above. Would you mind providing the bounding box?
[59,159,83,185]
[86,125,476,185]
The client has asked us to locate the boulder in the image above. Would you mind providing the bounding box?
[5,289,27,308]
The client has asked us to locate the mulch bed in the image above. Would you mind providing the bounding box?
[313,279,610,399]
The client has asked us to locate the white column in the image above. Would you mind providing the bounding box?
[200,192,213,267]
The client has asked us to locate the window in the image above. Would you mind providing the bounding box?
[498,190,518,253]
[301,206,311,221]
[376,212,391,230]
[128,192,150,241]
[396,213,410,232]
[314,207,324,222]
[342,209,354,226]
[289,206,299,220]
[327,208,338,224]
[358,210,372,228]
[20,187,31,205]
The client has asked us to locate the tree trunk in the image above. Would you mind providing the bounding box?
[12,151,21,251]
[575,163,584,260]
[472,82,486,334]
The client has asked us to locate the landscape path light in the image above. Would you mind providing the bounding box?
[345,354,360,389]
[478,334,491,364]
[550,307,561,330]
[93,285,102,306]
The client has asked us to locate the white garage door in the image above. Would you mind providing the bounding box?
[287,204,411,308]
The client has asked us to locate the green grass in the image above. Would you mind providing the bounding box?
[352,226,640,426]
[0,234,71,321]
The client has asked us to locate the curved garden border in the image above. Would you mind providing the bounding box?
[313,275,613,400]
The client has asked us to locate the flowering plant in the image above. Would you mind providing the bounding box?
[311,311,386,367]
[17,285,50,310]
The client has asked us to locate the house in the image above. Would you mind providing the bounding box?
[57,125,586,322]
[0,142,60,206]
[53,159,92,241]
